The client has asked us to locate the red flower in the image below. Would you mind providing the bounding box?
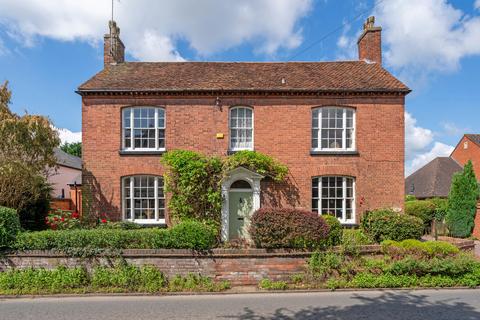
[72,212,79,219]
[61,217,65,222]
[53,217,58,221]
[101,219,107,223]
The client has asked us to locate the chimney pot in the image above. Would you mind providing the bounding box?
[357,16,382,64]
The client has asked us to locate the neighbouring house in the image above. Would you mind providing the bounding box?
[49,148,82,213]
[406,134,480,237]
[78,17,409,240]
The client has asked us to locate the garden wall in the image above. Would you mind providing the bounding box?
[1,241,474,286]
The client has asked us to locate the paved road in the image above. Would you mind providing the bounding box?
[1,289,480,320]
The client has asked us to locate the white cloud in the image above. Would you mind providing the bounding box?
[55,127,81,144]
[406,142,454,176]
[476,0,480,10]
[404,111,455,175]
[0,0,312,61]
[405,112,433,160]
[441,122,470,137]
[373,0,480,84]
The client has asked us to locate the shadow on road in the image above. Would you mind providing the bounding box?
[224,291,480,320]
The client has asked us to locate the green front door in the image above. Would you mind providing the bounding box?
[228,191,253,240]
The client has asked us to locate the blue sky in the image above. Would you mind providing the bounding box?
[0,0,479,174]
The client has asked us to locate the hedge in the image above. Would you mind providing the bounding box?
[360,209,424,242]
[405,200,436,230]
[13,220,216,252]
[0,206,21,248]
[250,207,329,249]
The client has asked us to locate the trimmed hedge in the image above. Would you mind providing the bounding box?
[0,206,21,248]
[360,209,424,242]
[381,239,459,258]
[250,207,329,249]
[13,220,216,252]
[405,200,436,230]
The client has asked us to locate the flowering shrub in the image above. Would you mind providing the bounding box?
[45,209,81,230]
[250,207,330,249]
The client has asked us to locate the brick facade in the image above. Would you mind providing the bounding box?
[82,94,405,224]
[450,135,480,179]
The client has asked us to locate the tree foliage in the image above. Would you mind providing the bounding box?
[0,82,60,227]
[446,161,479,238]
[60,142,81,157]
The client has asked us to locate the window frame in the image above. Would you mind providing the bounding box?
[121,175,166,224]
[121,107,166,152]
[311,106,356,152]
[312,176,356,224]
[229,106,254,151]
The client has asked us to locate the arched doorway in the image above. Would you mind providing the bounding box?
[221,167,264,241]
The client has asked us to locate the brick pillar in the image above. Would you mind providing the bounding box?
[473,202,480,239]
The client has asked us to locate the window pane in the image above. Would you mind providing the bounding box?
[313,176,355,223]
[230,107,253,150]
[315,107,355,151]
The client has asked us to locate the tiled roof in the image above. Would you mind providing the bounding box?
[465,134,480,147]
[78,61,409,93]
[405,157,462,199]
[54,148,82,170]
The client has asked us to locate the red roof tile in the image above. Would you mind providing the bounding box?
[78,61,409,94]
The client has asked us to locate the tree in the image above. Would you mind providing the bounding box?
[60,142,81,157]
[445,161,480,238]
[0,81,60,229]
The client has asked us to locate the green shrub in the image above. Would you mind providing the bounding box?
[308,251,343,278]
[381,239,459,258]
[249,207,329,249]
[405,195,416,202]
[0,265,231,294]
[360,209,424,242]
[0,206,21,249]
[258,278,288,290]
[91,265,166,292]
[168,273,230,292]
[340,229,374,255]
[446,161,479,238]
[323,215,342,246]
[14,220,217,252]
[167,220,217,249]
[0,266,88,294]
[94,221,142,230]
[430,198,449,221]
[405,200,435,230]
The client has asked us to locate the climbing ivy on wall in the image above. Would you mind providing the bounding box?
[161,150,288,230]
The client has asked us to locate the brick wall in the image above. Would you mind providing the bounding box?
[473,202,480,239]
[1,242,474,286]
[82,94,405,224]
[451,135,480,179]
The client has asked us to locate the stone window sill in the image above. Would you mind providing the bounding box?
[119,150,166,156]
[310,150,359,156]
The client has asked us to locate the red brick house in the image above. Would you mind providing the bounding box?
[406,134,480,238]
[78,18,409,240]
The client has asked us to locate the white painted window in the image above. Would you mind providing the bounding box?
[312,107,355,151]
[312,176,355,224]
[229,107,253,151]
[122,107,165,151]
[122,175,165,224]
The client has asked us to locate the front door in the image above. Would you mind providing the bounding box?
[228,191,253,240]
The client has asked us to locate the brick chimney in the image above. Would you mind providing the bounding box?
[104,20,125,66]
[357,16,382,64]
